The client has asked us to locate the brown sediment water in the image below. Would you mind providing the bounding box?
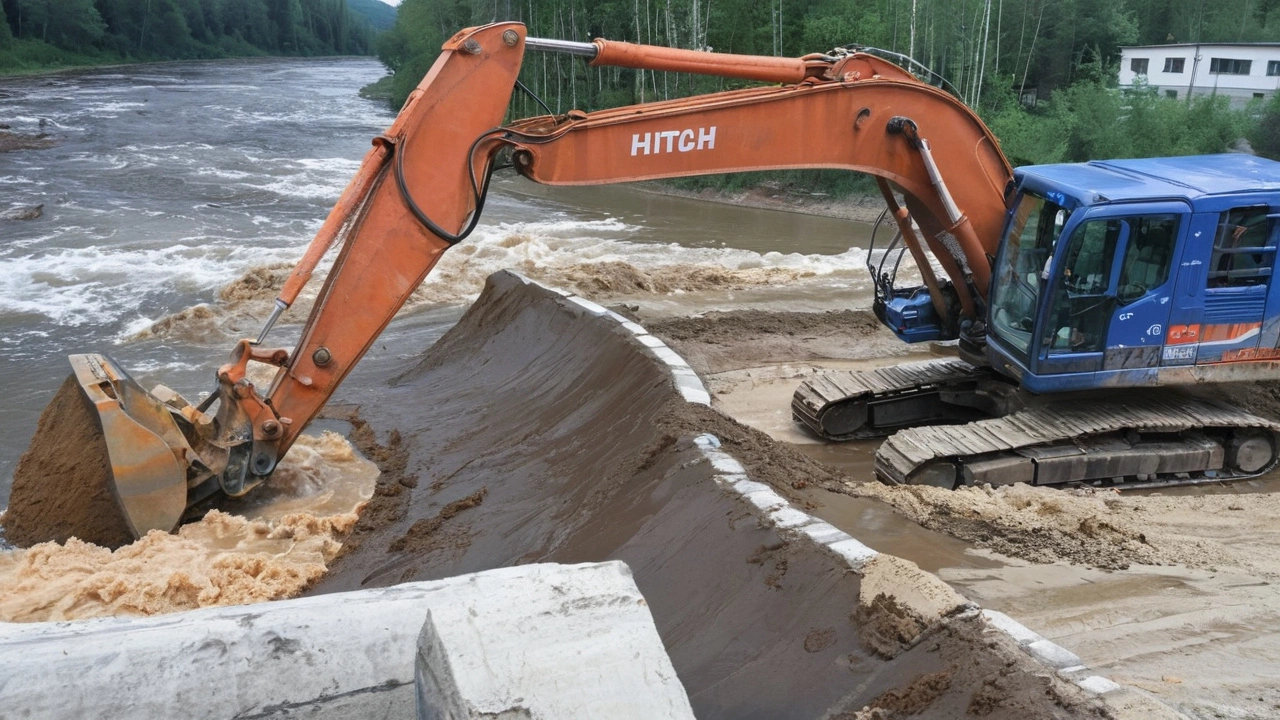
[130,225,872,343]
[305,271,1112,719]
[0,432,377,623]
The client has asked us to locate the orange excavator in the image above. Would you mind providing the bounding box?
[7,22,1279,547]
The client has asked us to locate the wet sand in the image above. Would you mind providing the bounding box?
[660,304,1280,718]
[304,271,1117,719]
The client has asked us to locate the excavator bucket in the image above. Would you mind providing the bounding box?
[2,355,190,549]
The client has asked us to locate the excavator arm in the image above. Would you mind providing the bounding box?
[5,22,1013,545]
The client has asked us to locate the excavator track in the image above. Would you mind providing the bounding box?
[792,358,993,440]
[876,396,1280,489]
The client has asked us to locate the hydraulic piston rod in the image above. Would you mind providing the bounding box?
[526,35,825,85]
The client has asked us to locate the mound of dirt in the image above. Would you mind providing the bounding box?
[305,271,1116,719]
[1,375,134,549]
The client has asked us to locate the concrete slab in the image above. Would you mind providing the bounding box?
[415,563,693,719]
[0,562,690,720]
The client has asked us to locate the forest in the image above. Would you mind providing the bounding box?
[0,0,376,72]
[376,0,1280,181]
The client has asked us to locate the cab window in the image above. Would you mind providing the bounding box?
[1046,218,1121,354]
[990,193,1068,354]
[1210,207,1274,287]
[1117,214,1179,303]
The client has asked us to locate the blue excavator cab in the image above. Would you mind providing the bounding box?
[985,154,1280,393]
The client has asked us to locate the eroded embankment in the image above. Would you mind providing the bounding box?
[310,271,1113,720]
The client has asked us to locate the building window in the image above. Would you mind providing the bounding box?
[1131,58,1149,75]
[1269,60,1280,76]
[1209,58,1252,75]
[1163,57,1185,73]
[1256,93,1267,100]
[1166,89,1178,99]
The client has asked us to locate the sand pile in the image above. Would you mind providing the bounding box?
[2,375,134,548]
[300,272,1118,719]
[0,432,377,623]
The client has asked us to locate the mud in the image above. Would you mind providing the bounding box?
[633,181,890,224]
[645,309,908,374]
[0,432,378,622]
[306,272,1111,719]
[1,375,134,548]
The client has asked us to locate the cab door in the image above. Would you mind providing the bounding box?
[1102,211,1183,372]
[1035,205,1183,379]
[1036,212,1126,376]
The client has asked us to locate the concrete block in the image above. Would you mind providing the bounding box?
[798,521,854,546]
[743,489,788,513]
[566,296,608,315]
[1027,639,1084,670]
[708,453,747,476]
[671,368,711,406]
[982,609,1045,646]
[693,433,721,449]
[1076,676,1123,694]
[0,563,691,720]
[769,506,817,530]
[415,563,693,719]
[650,345,691,370]
[827,538,878,570]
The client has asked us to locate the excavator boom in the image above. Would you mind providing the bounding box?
[4,23,1013,546]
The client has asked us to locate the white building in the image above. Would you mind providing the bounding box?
[1118,43,1280,106]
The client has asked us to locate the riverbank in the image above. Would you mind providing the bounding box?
[633,180,889,224]
[0,50,381,80]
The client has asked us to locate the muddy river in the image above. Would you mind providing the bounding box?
[0,57,876,511]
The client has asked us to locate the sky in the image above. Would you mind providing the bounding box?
[376,0,401,5]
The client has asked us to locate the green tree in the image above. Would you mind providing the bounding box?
[0,3,12,45]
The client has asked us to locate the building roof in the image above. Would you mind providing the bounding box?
[1016,155,1280,205]
[1121,42,1280,50]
